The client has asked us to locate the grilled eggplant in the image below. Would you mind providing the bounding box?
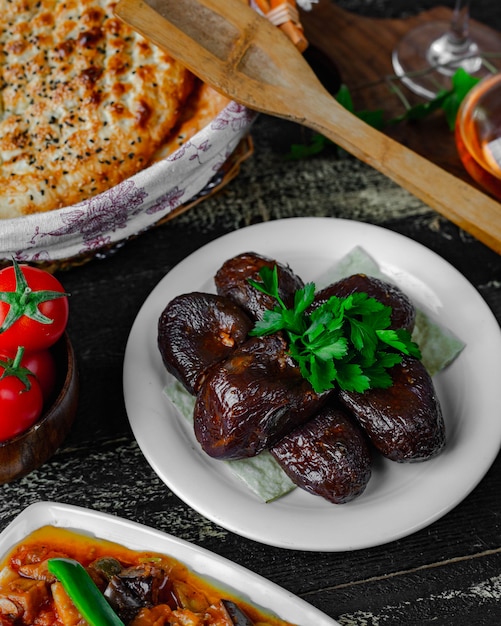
[194,333,331,460]
[339,355,445,462]
[271,405,372,503]
[158,292,253,394]
[214,252,304,321]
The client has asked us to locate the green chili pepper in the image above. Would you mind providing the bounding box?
[47,557,125,626]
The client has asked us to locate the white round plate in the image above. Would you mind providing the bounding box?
[123,217,501,551]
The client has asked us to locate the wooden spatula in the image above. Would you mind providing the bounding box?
[115,0,501,254]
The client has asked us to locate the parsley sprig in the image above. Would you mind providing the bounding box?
[248,267,421,394]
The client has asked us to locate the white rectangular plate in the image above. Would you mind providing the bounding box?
[0,501,339,625]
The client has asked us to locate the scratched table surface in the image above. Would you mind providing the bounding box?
[1,1,501,624]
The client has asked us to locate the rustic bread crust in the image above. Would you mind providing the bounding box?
[0,0,196,218]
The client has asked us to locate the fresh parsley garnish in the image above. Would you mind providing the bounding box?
[248,266,421,394]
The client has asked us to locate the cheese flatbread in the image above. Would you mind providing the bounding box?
[0,0,197,218]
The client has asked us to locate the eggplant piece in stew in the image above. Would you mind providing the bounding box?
[311,273,416,332]
[339,355,445,462]
[158,292,253,394]
[271,405,372,504]
[214,252,304,321]
[104,563,176,623]
[194,334,331,460]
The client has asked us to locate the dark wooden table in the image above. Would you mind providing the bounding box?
[1,2,501,624]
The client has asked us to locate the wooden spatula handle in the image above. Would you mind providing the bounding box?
[300,90,501,254]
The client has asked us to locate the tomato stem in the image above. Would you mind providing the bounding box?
[12,346,24,369]
[20,287,32,306]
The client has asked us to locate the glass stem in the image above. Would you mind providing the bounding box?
[449,0,471,47]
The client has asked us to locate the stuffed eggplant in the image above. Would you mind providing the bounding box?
[158,292,253,394]
[194,333,331,460]
[157,251,448,504]
[215,252,304,321]
[271,405,372,503]
[339,355,445,462]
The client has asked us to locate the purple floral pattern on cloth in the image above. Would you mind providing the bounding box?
[212,102,254,132]
[32,182,149,255]
[1,103,256,263]
[146,186,185,216]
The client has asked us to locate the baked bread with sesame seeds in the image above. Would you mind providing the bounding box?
[0,0,214,218]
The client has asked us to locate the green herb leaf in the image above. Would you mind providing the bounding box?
[294,282,316,314]
[390,90,449,124]
[251,309,285,336]
[441,68,480,129]
[286,132,332,160]
[247,265,279,300]
[248,268,421,393]
[336,84,385,130]
[377,328,422,358]
[311,358,336,393]
[359,357,394,390]
[336,362,371,393]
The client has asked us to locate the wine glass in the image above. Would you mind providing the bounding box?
[392,0,501,99]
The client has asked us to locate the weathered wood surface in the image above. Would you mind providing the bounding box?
[1,2,501,625]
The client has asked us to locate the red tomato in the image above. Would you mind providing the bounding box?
[0,359,43,441]
[0,262,69,353]
[18,349,57,404]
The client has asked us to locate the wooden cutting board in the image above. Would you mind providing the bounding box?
[300,1,500,187]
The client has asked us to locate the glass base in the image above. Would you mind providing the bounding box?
[392,20,501,99]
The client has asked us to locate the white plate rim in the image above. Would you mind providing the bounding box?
[0,501,338,625]
[123,217,501,551]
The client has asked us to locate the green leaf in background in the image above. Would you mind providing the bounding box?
[441,68,480,130]
[286,132,331,160]
[336,85,385,130]
[389,90,449,124]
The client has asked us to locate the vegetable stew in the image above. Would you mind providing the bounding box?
[0,526,295,626]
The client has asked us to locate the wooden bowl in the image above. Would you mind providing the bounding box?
[0,333,78,484]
